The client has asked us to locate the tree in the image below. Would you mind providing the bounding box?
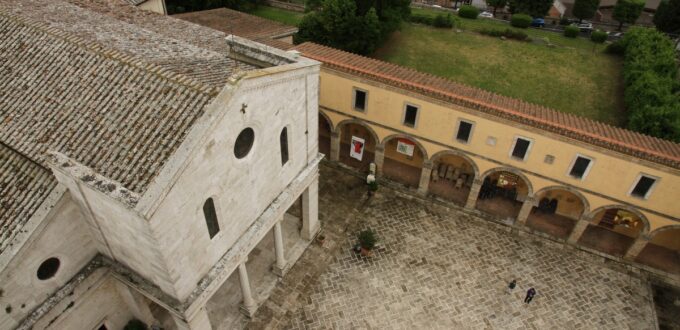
[294,0,382,55]
[654,0,680,35]
[613,0,644,30]
[486,0,508,15]
[572,0,600,23]
[508,0,552,17]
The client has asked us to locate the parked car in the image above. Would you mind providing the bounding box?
[432,4,442,8]
[578,22,593,32]
[479,11,494,18]
[531,18,545,27]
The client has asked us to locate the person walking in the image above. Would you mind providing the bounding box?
[524,287,536,304]
[506,279,517,294]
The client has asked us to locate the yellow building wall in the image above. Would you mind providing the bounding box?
[318,69,680,231]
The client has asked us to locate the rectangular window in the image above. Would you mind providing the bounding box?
[630,174,657,199]
[403,104,419,127]
[280,127,289,165]
[568,155,593,179]
[510,137,532,160]
[456,120,474,143]
[353,88,367,111]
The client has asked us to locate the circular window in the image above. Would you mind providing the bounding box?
[36,258,60,280]
[234,128,255,159]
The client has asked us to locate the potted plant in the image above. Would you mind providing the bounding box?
[357,229,377,257]
[367,180,379,197]
[317,234,326,246]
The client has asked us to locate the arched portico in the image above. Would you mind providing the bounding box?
[336,119,379,172]
[634,225,680,275]
[380,134,428,188]
[525,186,589,239]
[576,205,650,257]
[428,150,479,206]
[318,112,333,156]
[474,167,533,222]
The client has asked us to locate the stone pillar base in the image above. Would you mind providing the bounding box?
[239,304,258,318]
[272,262,290,277]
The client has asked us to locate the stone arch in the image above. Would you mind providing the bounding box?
[336,119,380,144]
[586,204,650,236]
[479,167,534,197]
[430,150,479,180]
[533,185,590,216]
[380,134,429,160]
[649,224,680,238]
[318,111,334,134]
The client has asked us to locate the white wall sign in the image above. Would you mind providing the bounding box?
[350,136,365,161]
[396,138,415,156]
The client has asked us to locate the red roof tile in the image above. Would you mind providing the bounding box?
[294,42,680,169]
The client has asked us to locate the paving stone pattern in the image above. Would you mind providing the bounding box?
[245,165,656,330]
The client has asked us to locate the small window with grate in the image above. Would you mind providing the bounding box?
[203,198,220,239]
[403,104,419,127]
[353,88,367,111]
[510,137,532,161]
[280,127,289,165]
[456,120,474,143]
[568,155,592,179]
[630,175,657,199]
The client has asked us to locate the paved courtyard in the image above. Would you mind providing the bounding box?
[243,164,657,329]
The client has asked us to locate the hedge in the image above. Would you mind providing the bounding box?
[564,25,579,38]
[620,27,680,141]
[458,5,479,19]
[479,28,529,41]
[510,14,532,28]
[410,13,456,28]
[590,30,608,43]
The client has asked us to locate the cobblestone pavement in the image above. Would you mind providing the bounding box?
[245,164,656,330]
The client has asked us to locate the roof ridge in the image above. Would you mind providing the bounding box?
[0,10,221,97]
[296,42,680,168]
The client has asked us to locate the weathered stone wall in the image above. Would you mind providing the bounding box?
[147,62,320,301]
[0,193,97,330]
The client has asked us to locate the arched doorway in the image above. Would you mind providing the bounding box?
[318,113,332,156]
[337,120,377,172]
[636,226,680,275]
[475,168,532,222]
[526,187,587,239]
[428,151,478,206]
[577,206,648,257]
[381,135,427,188]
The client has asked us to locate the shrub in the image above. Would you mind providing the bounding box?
[458,5,479,19]
[479,28,529,41]
[564,25,579,38]
[510,14,532,28]
[410,14,434,25]
[605,41,625,54]
[124,319,147,330]
[559,17,571,25]
[433,13,455,28]
[590,29,608,43]
[358,229,377,250]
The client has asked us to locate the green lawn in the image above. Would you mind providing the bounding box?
[373,22,625,125]
[249,6,303,26]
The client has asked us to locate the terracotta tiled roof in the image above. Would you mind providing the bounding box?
[173,7,298,43]
[0,144,57,255]
[0,8,217,195]
[294,42,680,169]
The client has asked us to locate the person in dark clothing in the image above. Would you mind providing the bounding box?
[524,287,537,304]
[506,279,517,294]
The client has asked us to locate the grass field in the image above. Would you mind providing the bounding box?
[249,6,304,26]
[373,22,625,125]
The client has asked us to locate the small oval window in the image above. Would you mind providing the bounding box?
[37,258,60,280]
[234,128,255,159]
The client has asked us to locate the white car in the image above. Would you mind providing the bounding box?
[432,4,442,8]
[479,11,494,18]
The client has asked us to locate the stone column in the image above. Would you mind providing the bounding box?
[238,262,257,318]
[624,235,650,261]
[567,218,591,244]
[272,219,289,276]
[515,197,535,226]
[173,307,211,330]
[301,176,320,240]
[374,145,385,177]
[330,132,340,162]
[464,179,482,210]
[417,161,433,196]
